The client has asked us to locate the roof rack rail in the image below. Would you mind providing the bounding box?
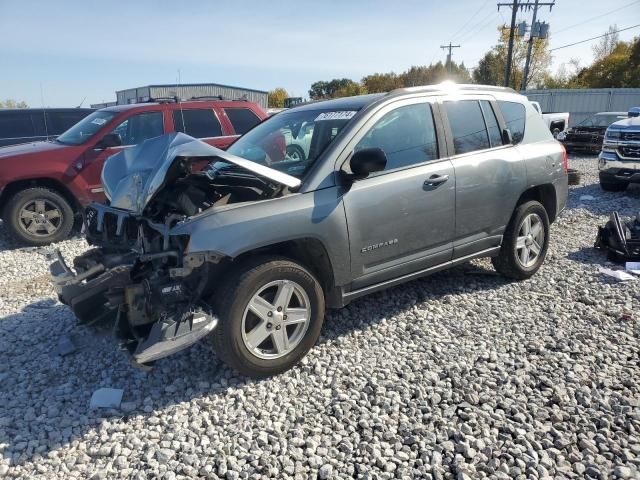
[146,96,179,103]
[189,95,224,101]
[387,83,518,96]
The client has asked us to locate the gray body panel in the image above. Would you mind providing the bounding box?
[163,86,567,298]
[171,187,353,286]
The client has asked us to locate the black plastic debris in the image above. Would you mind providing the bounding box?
[595,212,640,262]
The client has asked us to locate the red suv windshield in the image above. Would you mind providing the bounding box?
[56,110,117,145]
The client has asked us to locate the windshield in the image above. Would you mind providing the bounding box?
[578,114,626,128]
[223,108,359,178]
[56,110,117,145]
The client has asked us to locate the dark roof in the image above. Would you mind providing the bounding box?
[116,83,269,95]
[0,108,94,113]
[290,94,385,112]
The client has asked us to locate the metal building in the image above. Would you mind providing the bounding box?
[523,88,640,126]
[115,83,268,109]
[90,101,117,109]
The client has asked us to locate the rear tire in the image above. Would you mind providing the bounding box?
[492,201,550,280]
[211,256,325,378]
[4,187,74,246]
[599,179,628,192]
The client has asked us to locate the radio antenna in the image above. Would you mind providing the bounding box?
[77,96,86,108]
[40,82,50,141]
[177,69,186,135]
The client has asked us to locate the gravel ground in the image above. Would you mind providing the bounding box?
[0,155,639,480]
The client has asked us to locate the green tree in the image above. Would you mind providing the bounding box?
[268,88,289,108]
[361,72,402,93]
[334,82,368,98]
[309,78,364,99]
[575,38,639,88]
[0,99,28,108]
[592,25,620,61]
[401,61,471,87]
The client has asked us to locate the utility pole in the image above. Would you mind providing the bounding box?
[521,0,540,90]
[498,0,554,88]
[440,42,461,74]
[499,0,519,88]
[522,1,553,90]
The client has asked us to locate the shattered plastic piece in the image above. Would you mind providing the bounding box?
[579,195,595,201]
[625,262,640,275]
[54,334,76,356]
[598,267,636,282]
[90,388,124,409]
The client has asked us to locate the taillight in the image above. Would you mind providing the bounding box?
[561,144,568,174]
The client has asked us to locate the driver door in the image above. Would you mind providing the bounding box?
[341,98,456,290]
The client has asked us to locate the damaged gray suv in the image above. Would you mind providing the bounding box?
[50,84,568,377]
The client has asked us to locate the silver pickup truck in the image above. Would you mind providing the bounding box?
[599,111,640,191]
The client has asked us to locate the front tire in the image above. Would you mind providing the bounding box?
[492,201,550,280]
[211,256,325,378]
[4,187,74,246]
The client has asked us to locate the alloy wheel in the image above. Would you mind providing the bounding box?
[17,199,63,237]
[515,212,545,268]
[241,279,312,360]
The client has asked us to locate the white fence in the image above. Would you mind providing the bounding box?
[522,88,640,126]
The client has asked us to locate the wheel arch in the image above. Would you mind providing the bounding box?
[209,237,341,308]
[0,178,81,216]
[515,184,558,223]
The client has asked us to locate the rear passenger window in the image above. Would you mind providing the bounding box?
[497,101,526,144]
[480,100,504,148]
[444,100,490,155]
[0,112,33,139]
[355,103,438,172]
[225,108,261,135]
[173,109,222,138]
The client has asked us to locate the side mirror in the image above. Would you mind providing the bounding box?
[502,128,514,145]
[349,147,387,179]
[95,133,122,150]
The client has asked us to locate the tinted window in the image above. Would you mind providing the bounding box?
[57,110,117,145]
[497,101,526,144]
[444,100,491,155]
[480,100,503,148]
[173,109,222,138]
[0,112,33,139]
[225,108,261,135]
[225,108,358,179]
[355,103,438,171]
[111,112,164,145]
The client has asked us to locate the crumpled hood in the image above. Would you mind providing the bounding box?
[608,117,640,130]
[101,132,301,214]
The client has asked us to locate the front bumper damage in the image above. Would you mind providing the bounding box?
[49,205,219,366]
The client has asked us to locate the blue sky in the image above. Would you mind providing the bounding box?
[1,0,639,107]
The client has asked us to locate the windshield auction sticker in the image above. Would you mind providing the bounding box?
[91,118,108,125]
[315,111,357,121]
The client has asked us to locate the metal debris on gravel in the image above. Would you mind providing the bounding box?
[0,155,638,479]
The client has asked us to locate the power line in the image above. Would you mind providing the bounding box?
[554,0,640,35]
[450,0,492,41]
[457,9,499,43]
[550,24,640,51]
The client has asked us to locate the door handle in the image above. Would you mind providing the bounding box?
[424,174,450,187]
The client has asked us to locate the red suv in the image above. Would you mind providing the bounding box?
[0,99,267,245]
